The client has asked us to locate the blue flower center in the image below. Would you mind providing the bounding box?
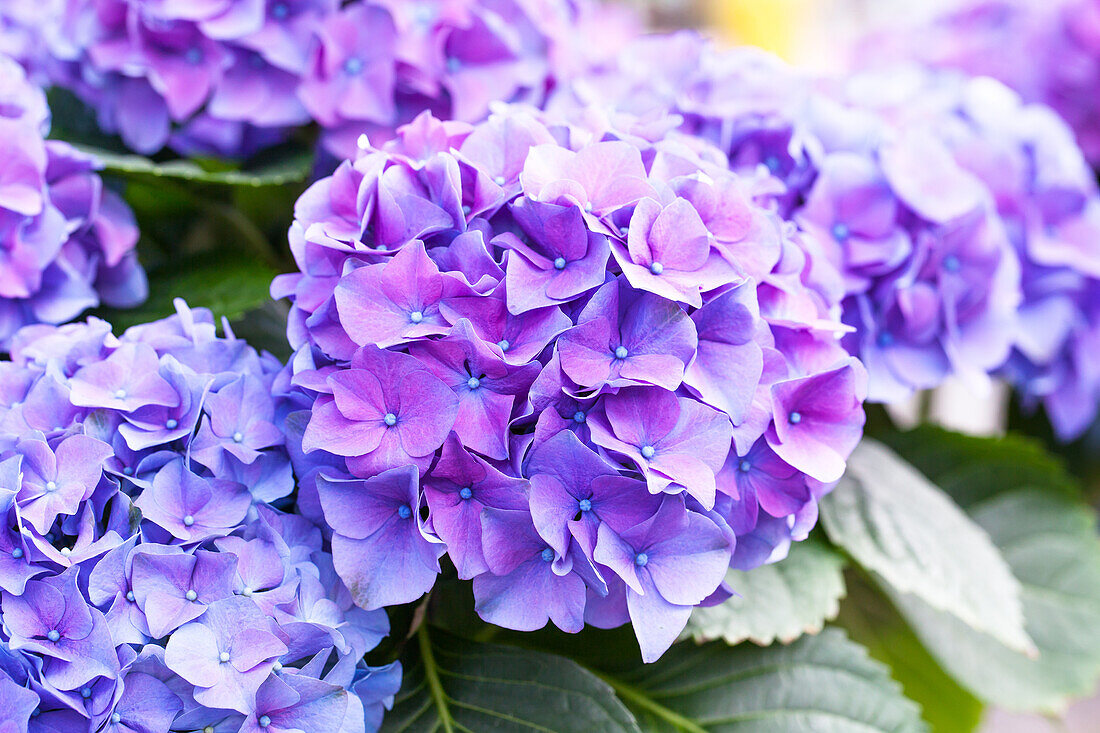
[114,389,127,400]
[183,515,195,527]
[634,552,649,567]
[788,411,803,425]
[111,712,122,724]
[497,339,511,352]
[219,651,231,663]
[493,175,506,186]
[640,445,655,459]
[11,548,22,559]
[649,262,664,275]
[764,155,781,172]
[446,57,462,73]
[233,432,244,443]
[942,254,961,272]
[738,459,752,473]
[613,345,629,360]
[578,498,592,512]
[185,47,202,65]
[462,205,472,216]
[47,630,60,642]
[877,331,895,348]
[553,257,567,270]
[467,376,481,390]
[383,413,398,427]
[45,481,56,492]
[80,687,91,699]
[343,56,364,75]
[126,590,135,602]
[459,487,473,500]
[540,548,554,562]
[165,418,178,430]
[123,466,133,476]
[271,2,289,19]
[831,223,850,242]
[397,504,412,519]
[259,716,272,728]
[409,310,424,324]
[185,590,198,602]
[572,411,586,424]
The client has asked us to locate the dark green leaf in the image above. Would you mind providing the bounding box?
[685,536,846,646]
[596,628,927,733]
[382,625,641,733]
[821,440,1032,654]
[79,145,313,187]
[877,428,1100,713]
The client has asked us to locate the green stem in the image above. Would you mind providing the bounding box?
[591,671,708,733]
[417,624,456,733]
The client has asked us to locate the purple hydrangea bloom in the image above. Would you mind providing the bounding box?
[18,0,638,159]
[0,53,146,347]
[857,0,1100,168]
[0,302,401,732]
[277,104,867,661]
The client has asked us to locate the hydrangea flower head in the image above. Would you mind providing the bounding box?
[276,105,867,661]
[0,52,145,347]
[0,301,401,733]
[18,0,638,158]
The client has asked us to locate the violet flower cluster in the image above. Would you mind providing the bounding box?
[857,0,1100,168]
[24,0,636,159]
[556,35,1031,408]
[273,105,867,662]
[0,301,400,733]
[0,52,146,349]
[840,67,1100,440]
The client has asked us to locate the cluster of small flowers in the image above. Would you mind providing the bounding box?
[0,301,399,733]
[840,67,1100,439]
[0,53,146,349]
[556,33,1100,438]
[24,0,637,159]
[273,105,867,662]
[857,0,1100,168]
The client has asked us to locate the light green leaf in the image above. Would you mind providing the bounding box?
[685,536,846,646]
[598,627,927,733]
[879,428,1100,714]
[821,440,1033,655]
[381,625,641,733]
[837,573,983,733]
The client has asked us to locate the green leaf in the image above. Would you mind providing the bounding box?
[381,625,642,733]
[95,252,277,331]
[837,573,983,733]
[595,627,927,733]
[820,440,1033,654]
[80,145,313,187]
[876,428,1100,714]
[685,536,846,646]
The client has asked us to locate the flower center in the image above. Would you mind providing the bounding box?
[467,376,481,390]
[259,716,272,728]
[165,418,178,430]
[185,590,198,602]
[942,254,961,272]
[10,548,22,559]
[788,411,803,425]
[640,445,655,459]
[343,56,364,75]
[383,413,398,427]
[738,459,752,473]
[185,47,202,65]
[232,432,244,443]
[613,346,629,360]
[634,552,649,567]
[572,411,586,424]
[497,339,510,352]
[831,223,850,241]
[47,630,60,642]
[114,389,127,400]
[111,712,122,724]
[397,504,412,519]
[183,515,195,527]
[126,590,135,602]
[649,262,664,275]
[578,498,592,512]
[219,651,231,663]
[44,481,56,492]
[409,310,424,324]
[877,331,895,348]
[459,487,473,500]
[540,548,554,562]
[80,687,91,699]
[764,155,781,172]
[271,2,289,19]
[493,175,506,186]
[446,57,462,73]
[553,257,567,270]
